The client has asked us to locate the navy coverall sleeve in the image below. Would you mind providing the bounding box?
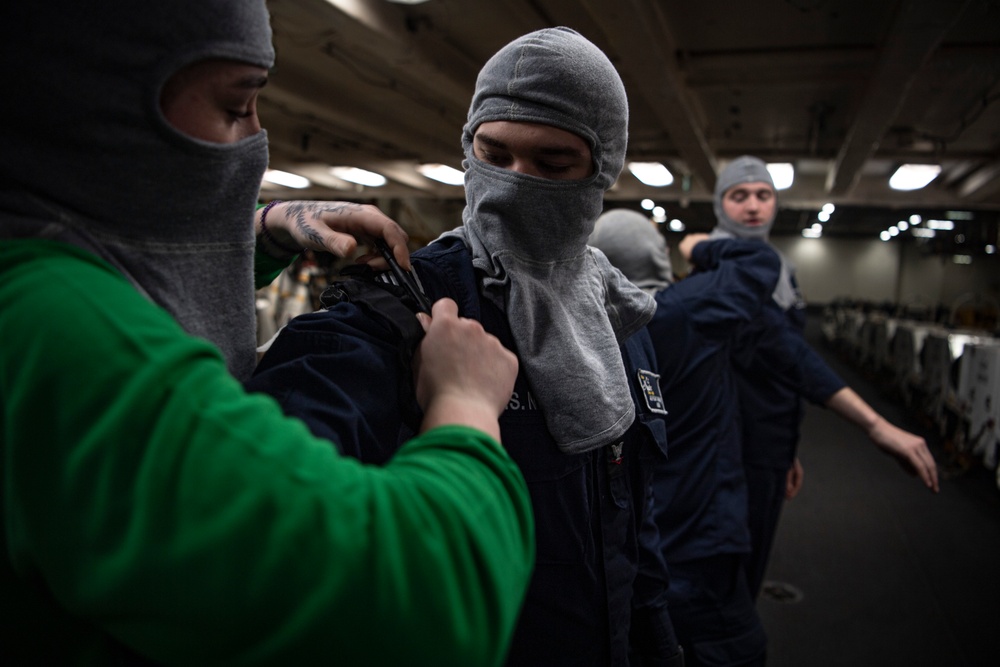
[739,305,847,406]
[682,239,783,341]
[246,298,421,464]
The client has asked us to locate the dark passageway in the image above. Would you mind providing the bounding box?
[758,314,1000,667]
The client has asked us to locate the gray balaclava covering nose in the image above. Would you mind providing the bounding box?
[709,155,802,311]
[0,0,274,381]
[589,209,674,294]
[443,27,655,454]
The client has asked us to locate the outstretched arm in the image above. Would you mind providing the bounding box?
[825,387,940,492]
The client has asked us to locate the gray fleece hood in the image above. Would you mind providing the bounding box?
[0,0,275,380]
[445,27,655,453]
[590,209,674,294]
[709,156,802,311]
[711,155,777,240]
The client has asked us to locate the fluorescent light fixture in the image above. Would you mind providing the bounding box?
[628,162,674,187]
[912,228,936,238]
[640,198,655,211]
[889,164,941,191]
[766,163,794,190]
[927,219,955,231]
[953,255,972,265]
[262,169,310,189]
[417,163,464,185]
[669,219,686,232]
[330,166,387,187]
[880,231,892,241]
[802,228,822,238]
[945,210,974,220]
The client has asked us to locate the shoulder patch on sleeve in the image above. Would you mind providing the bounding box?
[636,369,668,415]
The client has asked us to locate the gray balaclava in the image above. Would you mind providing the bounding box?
[709,156,802,311]
[711,155,777,240]
[443,27,655,453]
[0,1,275,381]
[589,209,674,294]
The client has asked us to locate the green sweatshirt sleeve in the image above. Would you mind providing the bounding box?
[254,245,291,289]
[0,240,534,666]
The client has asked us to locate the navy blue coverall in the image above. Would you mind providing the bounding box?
[733,273,846,598]
[645,239,779,666]
[247,236,678,667]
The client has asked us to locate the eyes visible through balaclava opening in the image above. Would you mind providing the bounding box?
[160,58,269,144]
[472,120,594,181]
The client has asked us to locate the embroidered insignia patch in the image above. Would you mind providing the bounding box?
[636,369,668,415]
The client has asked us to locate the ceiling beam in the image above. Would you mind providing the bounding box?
[273,0,474,107]
[577,0,718,191]
[683,47,874,89]
[957,160,1000,201]
[260,69,460,162]
[826,0,973,196]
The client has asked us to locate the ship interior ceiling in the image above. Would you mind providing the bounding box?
[258,0,1000,250]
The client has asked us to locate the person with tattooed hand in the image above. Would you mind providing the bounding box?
[0,2,533,665]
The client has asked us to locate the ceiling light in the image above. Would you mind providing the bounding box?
[817,210,830,223]
[880,231,891,242]
[953,255,973,265]
[766,163,794,190]
[628,162,674,187]
[912,228,936,238]
[384,0,431,4]
[927,219,955,230]
[821,203,835,214]
[641,198,655,211]
[330,166,387,187]
[652,206,667,221]
[889,226,899,236]
[417,163,464,186]
[802,228,822,238]
[909,214,922,225]
[898,221,909,231]
[669,219,686,232]
[262,169,310,189]
[986,245,996,254]
[945,210,974,220]
[889,164,941,191]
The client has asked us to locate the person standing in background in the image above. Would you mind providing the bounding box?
[591,209,780,666]
[707,156,939,598]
